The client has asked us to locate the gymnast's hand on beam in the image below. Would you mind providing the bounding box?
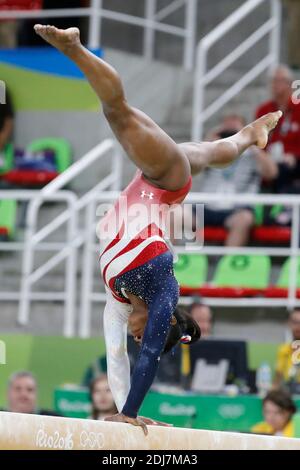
[104,413,148,436]
[139,416,173,427]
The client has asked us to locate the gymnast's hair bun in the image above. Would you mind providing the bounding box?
[163,306,201,354]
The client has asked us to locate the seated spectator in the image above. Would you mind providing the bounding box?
[256,65,300,196]
[0,3,18,48]
[0,1,42,48]
[189,302,213,338]
[4,371,60,416]
[0,88,14,162]
[273,308,300,392]
[180,301,212,389]
[251,389,297,437]
[198,114,277,246]
[89,375,117,420]
[18,0,87,46]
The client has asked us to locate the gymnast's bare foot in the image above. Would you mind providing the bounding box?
[249,111,282,149]
[34,24,81,54]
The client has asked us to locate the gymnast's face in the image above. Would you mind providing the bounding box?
[126,291,148,344]
[128,305,148,345]
[126,291,177,345]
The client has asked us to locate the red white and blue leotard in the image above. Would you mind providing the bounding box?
[99,169,192,301]
[98,169,192,417]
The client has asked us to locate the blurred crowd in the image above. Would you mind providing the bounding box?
[0,1,90,48]
[188,64,300,247]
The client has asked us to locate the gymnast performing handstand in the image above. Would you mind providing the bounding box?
[34,24,282,435]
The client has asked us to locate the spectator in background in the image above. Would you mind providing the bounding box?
[273,308,300,392]
[18,1,89,46]
[0,0,42,48]
[284,0,300,70]
[189,302,213,338]
[5,371,60,416]
[255,65,300,196]
[197,114,277,246]
[0,88,15,183]
[0,87,14,156]
[81,355,107,388]
[89,375,117,420]
[180,301,211,390]
[251,389,297,437]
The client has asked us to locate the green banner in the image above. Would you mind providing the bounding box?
[54,388,91,419]
[140,391,300,432]
[53,388,300,435]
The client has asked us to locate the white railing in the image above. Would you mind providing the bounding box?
[0,139,122,337]
[2,178,300,337]
[192,0,282,141]
[0,189,77,332]
[0,0,197,70]
[78,190,300,338]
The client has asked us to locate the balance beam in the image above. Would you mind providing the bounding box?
[0,412,299,450]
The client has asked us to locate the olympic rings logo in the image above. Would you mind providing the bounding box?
[79,430,105,449]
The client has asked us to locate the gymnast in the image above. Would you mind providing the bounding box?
[34,24,282,435]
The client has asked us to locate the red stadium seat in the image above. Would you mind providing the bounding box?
[264,287,300,298]
[0,227,8,237]
[252,226,291,243]
[201,226,291,244]
[180,285,262,298]
[3,170,58,186]
[203,227,227,242]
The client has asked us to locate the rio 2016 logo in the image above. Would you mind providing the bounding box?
[36,429,74,450]
[0,341,6,365]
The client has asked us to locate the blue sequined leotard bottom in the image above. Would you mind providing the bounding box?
[114,250,179,418]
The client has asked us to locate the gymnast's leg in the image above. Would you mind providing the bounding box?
[34,25,190,191]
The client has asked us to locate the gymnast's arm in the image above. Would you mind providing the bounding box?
[103,292,131,412]
[121,281,178,419]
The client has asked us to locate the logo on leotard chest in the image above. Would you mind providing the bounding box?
[140,190,154,199]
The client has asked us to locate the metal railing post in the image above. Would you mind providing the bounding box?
[144,0,157,61]
[64,202,78,337]
[18,199,41,326]
[88,0,102,49]
[288,205,300,310]
[111,144,123,191]
[270,0,282,69]
[192,42,207,141]
[184,0,197,70]
[79,201,96,338]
